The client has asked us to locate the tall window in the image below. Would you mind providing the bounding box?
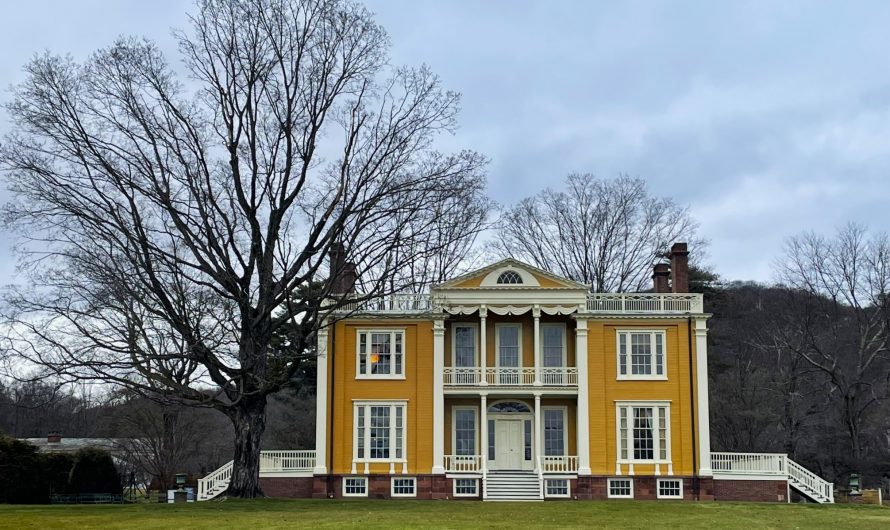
[617,330,665,379]
[453,325,477,367]
[616,402,670,463]
[541,325,565,367]
[357,330,404,378]
[497,325,521,384]
[543,408,566,456]
[354,402,406,461]
[454,408,477,456]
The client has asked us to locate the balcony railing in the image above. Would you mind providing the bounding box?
[711,452,787,475]
[334,293,436,313]
[444,454,483,472]
[539,455,578,473]
[585,293,703,313]
[258,450,318,472]
[443,367,578,387]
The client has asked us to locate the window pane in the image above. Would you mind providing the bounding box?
[455,326,476,367]
[658,407,667,460]
[524,419,532,460]
[619,407,628,460]
[498,326,520,368]
[395,406,403,459]
[455,479,477,495]
[633,407,654,460]
[395,333,403,375]
[370,406,390,459]
[655,333,663,375]
[544,409,565,456]
[542,326,563,367]
[359,333,367,374]
[357,407,365,459]
[455,409,476,456]
[619,333,627,375]
[609,479,632,497]
[488,420,495,461]
[370,333,392,375]
[631,334,652,375]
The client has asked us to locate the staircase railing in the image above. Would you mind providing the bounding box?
[787,458,834,503]
[197,460,233,501]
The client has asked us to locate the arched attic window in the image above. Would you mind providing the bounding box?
[496,270,523,285]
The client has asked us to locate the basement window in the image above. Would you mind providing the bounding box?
[453,478,478,497]
[391,477,416,497]
[657,478,683,499]
[607,478,633,499]
[545,479,570,498]
[343,476,367,497]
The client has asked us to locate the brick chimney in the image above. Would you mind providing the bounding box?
[47,432,62,444]
[669,242,689,293]
[329,242,357,294]
[652,263,671,293]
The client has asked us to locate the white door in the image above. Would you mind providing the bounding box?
[495,419,523,469]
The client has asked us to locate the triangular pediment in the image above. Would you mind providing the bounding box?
[434,258,589,291]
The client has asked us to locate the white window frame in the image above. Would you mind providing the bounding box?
[353,400,408,463]
[657,478,683,499]
[356,329,406,380]
[343,476,368,497]
[494,323,523,369]
[453,478,479,497]
[544,478,571,498]
[452,406,479,457]
[451,323,479,367]
[607,477,634,499]
[540,323,567,367]
[541,406,568,457]
[615,401,671,465]
[391,477,417,498]
[616,329,667,380]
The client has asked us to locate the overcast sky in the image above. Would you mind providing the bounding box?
[2,0,889,283]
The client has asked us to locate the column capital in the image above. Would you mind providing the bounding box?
[532,304,541,318]
[479,305,488,318]
[433,319,445,335]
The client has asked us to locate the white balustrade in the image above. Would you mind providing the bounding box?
[334,293,436,313]
[443,367,578,387]
[197,450,317,501]
[444,454,482,472]
[710,452,786,474]
[586,293,703,314]
[787,459,834,503]
[539,455,578,473]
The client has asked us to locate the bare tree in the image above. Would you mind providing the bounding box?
[495,173,701,292]
[774,223,890,466]
[0,0,488,497]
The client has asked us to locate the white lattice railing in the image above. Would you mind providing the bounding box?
[710,452,786,475]
[788,459,834,503]
[586,293,703,313]
[444,454,483,472]
[335,294,436,313]
[443,367,578,387]
[539,455,578,473]
[197,450,316,501]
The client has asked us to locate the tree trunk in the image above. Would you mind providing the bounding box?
[226,395,268,498]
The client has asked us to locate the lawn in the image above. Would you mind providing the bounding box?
[0,499,887,529]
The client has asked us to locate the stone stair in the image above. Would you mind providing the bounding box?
[484,471,542,501]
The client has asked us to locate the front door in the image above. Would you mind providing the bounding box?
[495,419,523,469]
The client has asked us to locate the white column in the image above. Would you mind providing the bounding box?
[479,306,488,385]
[575,318,591,475]
[533,305,541,385]
[480,393,488,472]
[433,319,446,474]
[533,393,542,472]
[313,324,329,475]
[695,318,713,476]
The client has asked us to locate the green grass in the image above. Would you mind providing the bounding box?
[0,499,887,529]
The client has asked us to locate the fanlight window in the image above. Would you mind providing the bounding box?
[488,401,531,413]
[496,270,523,284]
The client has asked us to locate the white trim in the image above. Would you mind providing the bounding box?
[453,478,480,497]
[313,325,329,474]
[352,401,408,465]
[607,477,634,499]
[480,266,541,287]
[432,320,445,474]
[615,401,672,466]
[451,406,479,458]
[391,477,417,498]
[355,328,406,380]
[451,323,480,367]
[657,478,684,499]
[540,322,568,367]
[712,474,789,481]
[575,319,591,475]
[544,478,571,498]
[695,318,713,477]
[541,405,568,457]
[342,476,368,497]
[616,329,668,381]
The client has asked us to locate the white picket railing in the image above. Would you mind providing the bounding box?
[444,454,483,472]
[443,367,578,387]
[788,458,834,503]
[586,293,703,313]
[539,455,578,474]
[197,450,317,501]
[335,293,436,313]
[711,452,786,475]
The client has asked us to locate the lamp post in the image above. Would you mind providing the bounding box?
[173,473,188,503]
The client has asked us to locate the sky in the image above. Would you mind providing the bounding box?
[1,0,889,283]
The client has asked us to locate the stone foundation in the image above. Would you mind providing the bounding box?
[712,479,788,502]
[259,477,314,498]
[573,476,713,501]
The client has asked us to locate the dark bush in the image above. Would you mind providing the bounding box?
[68,447,122,495]
[0,435,44,503]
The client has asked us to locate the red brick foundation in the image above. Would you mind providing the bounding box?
[574,476,712,501]
[713,479,788,502]
[259,477,314,498]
